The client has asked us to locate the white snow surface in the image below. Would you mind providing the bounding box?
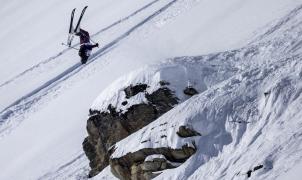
[90,57,238,113]
[145,154,167,162]
[1,0,302,180]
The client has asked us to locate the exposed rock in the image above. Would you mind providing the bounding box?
[124,84,148,98]
[123,104,157,132]
[264,91,270,97]
[146,87,179,115]
[159,80,170,86]
[83,85,179,177]
[83,112,128,177]
[253,165,264,171]
[228,120,251,124]
[247,164,264,178]
[237,164,264,178]
[183,86,199,96]
[129,158,175,180]
[110,144,196,180]
[160,135,167,138]
[177,126,201,138]
[122,101,128,106]
[88,109,100,116]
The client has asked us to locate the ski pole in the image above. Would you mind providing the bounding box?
[61,43,79,50]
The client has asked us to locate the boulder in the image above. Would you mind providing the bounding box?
[183,86,199,96]
[177,126,201,138]
[159,80,170,86]
[124,84,148,98]
[110,145,196,180]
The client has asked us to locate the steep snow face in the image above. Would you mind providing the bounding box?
[0,0,301,180]
[184,60,302,180]
[151,55,302,180]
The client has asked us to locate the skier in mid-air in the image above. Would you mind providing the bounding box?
[65,6,99,64]
[76,29,98,64]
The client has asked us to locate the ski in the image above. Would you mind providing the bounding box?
[61,43,79,50]
[67,34,75,47]
[69,8,76,34]
[74,6,88,34]
[67,8,76,46]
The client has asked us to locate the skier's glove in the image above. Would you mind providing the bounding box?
[96,43,99,47]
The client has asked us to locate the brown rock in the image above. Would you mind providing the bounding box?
[124,84,148,99]
[183,86,199,96]
[110,145,196,180]
[83,85,179,177]
[177,126,201,138]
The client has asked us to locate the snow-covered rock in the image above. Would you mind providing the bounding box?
[108,56,302,180]
[83,57,238,177]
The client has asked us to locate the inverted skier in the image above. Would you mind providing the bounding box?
[75,29,99,64]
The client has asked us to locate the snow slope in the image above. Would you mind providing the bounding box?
[0,0,301,179]
[94,2,302,180]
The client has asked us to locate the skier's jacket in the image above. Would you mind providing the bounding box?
[76,29,98,59]
[79,43,97,57]
[76,29,90,44]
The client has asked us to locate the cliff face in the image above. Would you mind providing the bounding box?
[83,83,179,177]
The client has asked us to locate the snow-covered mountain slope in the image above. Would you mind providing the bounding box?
[91,3,302,180]
[108,56,302,180]
[0,0,302,179]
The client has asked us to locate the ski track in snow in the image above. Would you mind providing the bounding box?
[251,4,302,44]
[92,0,161,37]
[0,0,179,137]
[37,153,88,180]
[0,0,162,89]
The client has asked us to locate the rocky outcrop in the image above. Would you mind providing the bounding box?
[83,83,179,177]
[177,126,201,138]
[110,144,196,180]
[146,87,178,115]
[246,165,264,178]
[110,126,202,180]
[129,158,173,180]
[124,83,148,98]
[183,86,199,96]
